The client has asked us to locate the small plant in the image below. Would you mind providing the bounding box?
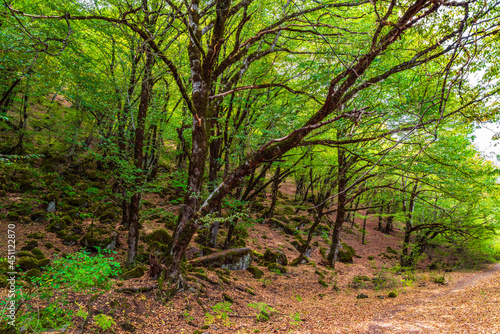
[289,312,302,325]
[248,302,275,322]
[94,314,116,331]
[204,301,233,326]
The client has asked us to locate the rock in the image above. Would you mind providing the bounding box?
[21,240,38,251]
[47,219,67,232]
[121,267,145,280]
[17,251,34,258]
[246,265,264,279]
[388,291,397,298]
[357,293,369,299]
[144,229,171,245]
[100,209,117,223]
[318,279,329,288]
[38,258,50,268]
[268,263,287,274]
[18,257,39,271]
[189,248,254,271]
[24,269,42,280]
[7,211,19,221]
[263,249,288,266]
[47,200,57,212]
[268,218,295,235]
[30,248,45,260]
[80,228,118,251]
[60,215,73,226]
[44,242,54,249]
[338,243,360,264]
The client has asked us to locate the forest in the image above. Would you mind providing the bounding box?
[1,0,500,333]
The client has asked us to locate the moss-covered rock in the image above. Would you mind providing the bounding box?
[18,257,39,271]
[30,248,45,260]
[100,209,117,224]
[38,258,50,268]
[17,251,34,258]
[7,211,19,221]
[251,201,266,213]
[30,211,46,222]
[20,240,38,251]
[144,229,171,245]
[0,262,9,275]
[318,279,329,288]
[263,249,288,266]
[189,248,254,271]
[121,267,145,280]
[0,275,7,288]
[338,243,360,264]
[47,219,67,232]
[62,234,80,246]
[268,218,295,235]
[60,215,73,226]
[44,242,54,249]
[80,228,118,251]
[268,263,287,274]
[246,265,264,279]
[24,269,42,281]
[388,291,398,298]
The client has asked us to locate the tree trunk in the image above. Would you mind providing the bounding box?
[126,44,154,266]
[327,149,347,268]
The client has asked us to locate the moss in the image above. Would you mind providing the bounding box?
[62,234,80,246]
[367,256,374,260]
[388,291,398,298]
[386,246,398,255]
[268,263,287,274]
[315,270,325,279]
[47,219,67,232]
[27,232,45,239]
[30,248,45,260]
[318,279,329,288]
[17,251,34,258]
[30,211,47,222]
[21,240,38,251]
[38,258,50,268]
[79,228,115,250]
[100,209,117,223]
[263,249,288,266]
[60,215,73,226]
[18,257,39,271]
[245,287,256,296]
[7,211,19,221]
[0,275,7,288]
[354,275,372,282]
[246,266,264,279]
[144,229,172,245]
[268,218,295,235]
[24,269,42,281]
[121,267,145,280]
[282,206,294,215]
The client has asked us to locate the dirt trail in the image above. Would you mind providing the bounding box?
[364,264,500,334]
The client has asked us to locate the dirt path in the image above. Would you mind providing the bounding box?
[364,264,500,334]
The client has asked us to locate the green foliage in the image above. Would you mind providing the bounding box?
[94,314,116,331]
[248,302,275,322]
[32,249,121,290]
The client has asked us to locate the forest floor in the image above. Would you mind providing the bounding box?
[1,183,500,333]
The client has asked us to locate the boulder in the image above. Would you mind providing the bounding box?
[80,228,118,251]
[263,249,288,266]
[246,265,264,279]
[268,218,295,235]
[189,248,253,271]
[47,219,67,232]
[21,240,38,251]
[18,257,39,271]
[46,200,57,213]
